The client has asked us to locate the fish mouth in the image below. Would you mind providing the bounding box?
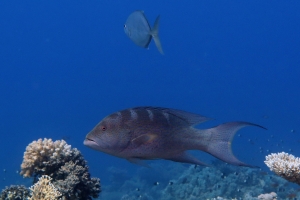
[84,137,113,151]
[84,138,99,149]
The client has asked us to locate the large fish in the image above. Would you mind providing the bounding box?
[84,107,265,167]
[124,11,164,54]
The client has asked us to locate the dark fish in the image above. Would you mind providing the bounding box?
[61,135,71,141]
[124,11,163,54]
[84,107,266,167]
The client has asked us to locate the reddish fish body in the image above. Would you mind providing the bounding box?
[84,107,265,166]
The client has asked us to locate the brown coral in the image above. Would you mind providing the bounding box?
[0,185,30,200]
[52,161,101,200]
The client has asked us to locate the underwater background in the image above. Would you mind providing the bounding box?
[0,1,299,199]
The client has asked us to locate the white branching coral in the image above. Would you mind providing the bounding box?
[19,138,101,199]
[20,138,72,177]
[257,192,277,200]
[264,152,300,185]
[28,175,61,200]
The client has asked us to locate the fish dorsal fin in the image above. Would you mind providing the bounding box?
[162,108,212,126]
[132,106,211,126]
[132,133,157,146]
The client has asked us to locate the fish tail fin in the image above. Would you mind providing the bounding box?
[151,15,164,54]
[202,122,266,167]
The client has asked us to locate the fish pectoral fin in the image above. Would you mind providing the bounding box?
[132,134,157,146]
[167,152,210,166]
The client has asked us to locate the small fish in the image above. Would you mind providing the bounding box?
[124,11,163,54]
[84,107,266,167]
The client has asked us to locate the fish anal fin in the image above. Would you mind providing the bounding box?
[167,152,209,166]
[132,134,157,146]
[127,158,150,168]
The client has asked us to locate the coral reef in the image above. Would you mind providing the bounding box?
[121,193,154,200]
[19,138,101,200]
[28,175,61,200]
[160,164,282,199]
[265,152,300,185]
[103,161,297,200]
[7,139,300,200]
[0,185,30,200]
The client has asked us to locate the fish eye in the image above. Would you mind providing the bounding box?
[101,126,106,131]
[123,24,126,28]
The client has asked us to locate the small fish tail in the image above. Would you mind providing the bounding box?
[203,122,266,167]
[151,15,164,54]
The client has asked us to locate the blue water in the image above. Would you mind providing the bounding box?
[0,1,299,199]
